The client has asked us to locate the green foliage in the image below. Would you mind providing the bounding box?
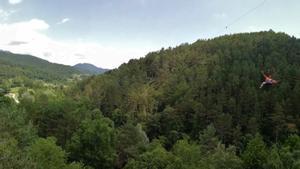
[265,145,283,169]
[67,115,117,169]
[171,139,203,169]
[28,137,67,169]
[28,137,85,169]
[20,88,92,146]
[126,138,243,169]
[65,163,87,169]
[242,134,268,169]
[124,141,179,169]
[0,137,34,169]
[198,124,219,152]
[279,135,300,169]
[206,144,243,169]
[116,123,149,168]
[0,97,37,147]
[172,136,242,169]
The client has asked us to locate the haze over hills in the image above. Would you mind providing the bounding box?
[0,51,108,82]
[73,63,109,75]
[0,50,80,82]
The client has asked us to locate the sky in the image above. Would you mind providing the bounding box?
[0,0,299,69]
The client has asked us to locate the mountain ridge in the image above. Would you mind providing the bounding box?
[73,63,109,75]
[0,51,80,82]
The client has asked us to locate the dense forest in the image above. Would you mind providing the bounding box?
[1,31,300,169]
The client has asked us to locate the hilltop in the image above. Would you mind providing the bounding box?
[73,63,109,75]
[0,51,80,82]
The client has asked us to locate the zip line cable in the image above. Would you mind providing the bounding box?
[225,0,267,29]
[215,0,268,36]
[212,1,300,82]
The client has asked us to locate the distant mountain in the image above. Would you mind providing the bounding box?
[0,51,80,82]
[73,63,109,75]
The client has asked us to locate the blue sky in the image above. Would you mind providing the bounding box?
[0,0,299,68]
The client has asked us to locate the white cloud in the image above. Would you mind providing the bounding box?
[8,0,23,5]
[0,9,16,21]
[0,19,152,68]
[57,18,70,25]
[0,19,49,44]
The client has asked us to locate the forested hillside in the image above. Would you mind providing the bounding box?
[79,30,300,142]
[73,63,109,75]
[0,51,80,82]
[74,31,300,168]
[1,31,300,169]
